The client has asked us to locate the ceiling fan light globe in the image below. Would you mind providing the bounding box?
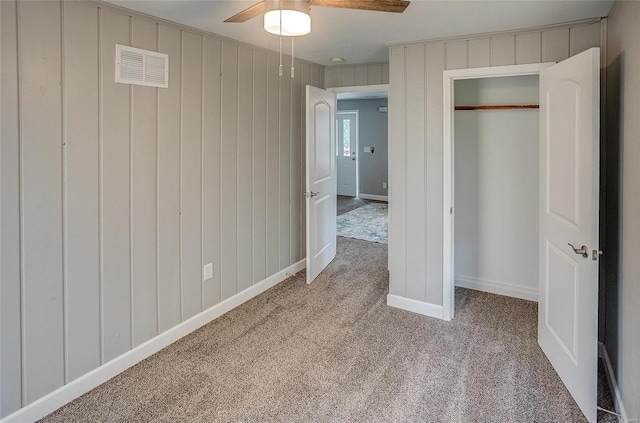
[264,9,311,36]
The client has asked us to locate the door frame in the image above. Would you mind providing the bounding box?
[328,84,389,201]
[442,63,553,321]
[336,110,360,197]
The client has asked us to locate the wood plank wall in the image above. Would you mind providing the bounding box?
[0,0,323,417]
[325,62,390,88]
[387,20,602,307]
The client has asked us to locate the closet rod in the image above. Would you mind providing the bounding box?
[455,105,539,111]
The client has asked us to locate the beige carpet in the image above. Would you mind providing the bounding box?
[41,237,587,423]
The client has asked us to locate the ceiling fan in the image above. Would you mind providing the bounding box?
[225,0,411,35]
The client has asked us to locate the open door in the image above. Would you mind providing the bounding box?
[305,86,337,284]
[539,47,600,422]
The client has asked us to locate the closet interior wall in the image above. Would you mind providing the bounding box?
[453,75,540,301]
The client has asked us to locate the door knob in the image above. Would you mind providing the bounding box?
[568,243,589,258]
[304,191,319,198]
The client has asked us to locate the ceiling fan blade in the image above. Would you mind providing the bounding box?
[311,0,410,13]
[224,1,266,23]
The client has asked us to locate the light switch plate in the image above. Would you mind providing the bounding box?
[203,263,213,281]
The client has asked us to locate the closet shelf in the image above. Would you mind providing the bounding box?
[455,104,539,111]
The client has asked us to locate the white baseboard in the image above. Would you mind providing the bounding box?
[599,342,629,423]
[0,259,306,423]
[455,275,538,302]
[358,193,388,202]
[387,294,443,319]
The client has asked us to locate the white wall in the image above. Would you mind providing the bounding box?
[325,62,389,88]
[388,19,602,312]
[454,76,539,301]
[0,0,323,418]
[605,1,640,420]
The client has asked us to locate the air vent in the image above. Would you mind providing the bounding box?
[115,44,169,88]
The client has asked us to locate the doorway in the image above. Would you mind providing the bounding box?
[442,63,552,320]
[331,85,389,245]
[452,74,540,304]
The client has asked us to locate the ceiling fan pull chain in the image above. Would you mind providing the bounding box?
[291,37,295,78]
[279,37,283,76]
[278,6,283,77]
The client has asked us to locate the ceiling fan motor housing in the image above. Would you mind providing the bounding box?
[264,0,312,36]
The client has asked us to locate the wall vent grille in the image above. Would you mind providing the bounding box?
[115,44,168,88]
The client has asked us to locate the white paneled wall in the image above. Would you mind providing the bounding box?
[0,0,323,417]
[325,62,390,87]
[387,20,602,310]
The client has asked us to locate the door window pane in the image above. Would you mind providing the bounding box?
[343,119,351,157]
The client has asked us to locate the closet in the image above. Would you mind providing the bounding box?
[453,75,540,301]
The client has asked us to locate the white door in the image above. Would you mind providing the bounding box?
[538,47,600,423]
[337,111,358,196]
[306,86,337,284]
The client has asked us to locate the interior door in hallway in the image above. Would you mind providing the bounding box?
[337,111,358,196]
[305,86,337,284]
[538,47,600,423]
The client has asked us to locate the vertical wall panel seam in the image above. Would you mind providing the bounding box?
[403,46,408,297]
[97,5,104,365]
[251,50,256,285]
[293,63,306,262]
[443,42,447,72]
[60,0,68,384]
[299,66,304,260]
[265,54,269,271]
[539,32,543,63]
[464,41,468,69]
[154,22,160,333]
[235,46,240,295]
[465,40,469,69]
[16,0,26,406]
[178,30,184,321]
[265,54,270,273]
[288,63,292,264]
[128,15,134,349]
[289,62,294,265]
[423,43,428,303]
[200,35,205,309]
[151,23,159,338]
[277,56,281,272]
[218,41,223,304]
[489,37,493,66]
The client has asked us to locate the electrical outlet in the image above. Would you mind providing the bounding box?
[383,182,387,189]
[203,263,213,281]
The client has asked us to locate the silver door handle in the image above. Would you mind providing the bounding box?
[568,243,588,258]
[303,191,319,198]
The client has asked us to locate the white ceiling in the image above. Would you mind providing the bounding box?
[105,0,614,66]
